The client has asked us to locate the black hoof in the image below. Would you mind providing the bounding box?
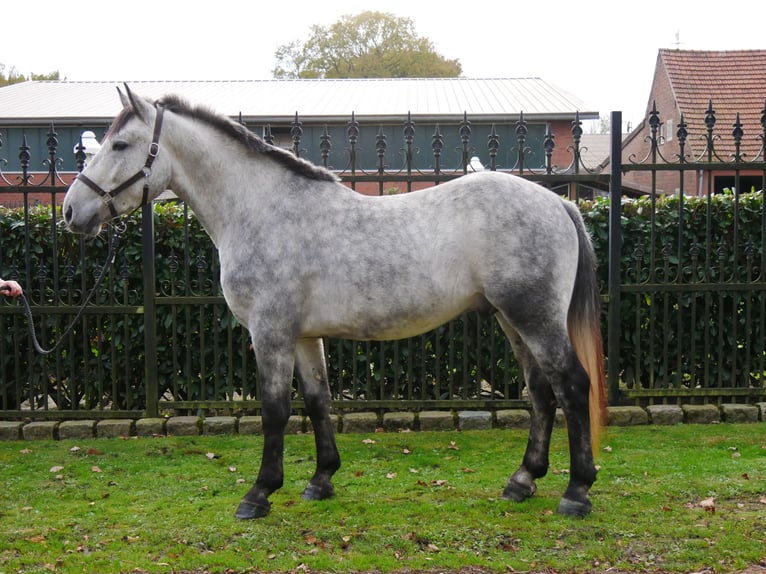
[557,497,592,518]
[502,479,536,502]
[234,497,271,520]
[301,482,334,501]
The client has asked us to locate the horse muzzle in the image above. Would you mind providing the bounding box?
[63,188,107,237]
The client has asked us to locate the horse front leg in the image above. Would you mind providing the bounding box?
[235,338,295,520]
[295,337,341,502]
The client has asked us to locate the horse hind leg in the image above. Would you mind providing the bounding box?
[294,337,341,502]
[497,316,557,504]
[498,314,597,517]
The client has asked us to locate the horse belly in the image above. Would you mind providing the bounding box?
[302,288,490,341]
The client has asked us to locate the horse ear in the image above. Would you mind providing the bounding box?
[117,85,129,108]
[122,83,152,122]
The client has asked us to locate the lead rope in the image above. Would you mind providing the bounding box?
[14,220,128,355]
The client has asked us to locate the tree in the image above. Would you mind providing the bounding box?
[0,64,60,86]
[273,11,461,79]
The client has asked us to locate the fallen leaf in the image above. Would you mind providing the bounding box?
[70,446,81,453]
[731,452,741,459]
[362,439,376,445]
[386,472,397,479]
[91,466,102,473]
[205,452,219,460]
[409,468,419,473]
[20,448,31,454]
[603,445,613,452]
[50,466,64,473]
[448,441,460,450]
[700,497,716,513]
[87,448,104,456]
[402,448,411,455]
[228,466,237,472]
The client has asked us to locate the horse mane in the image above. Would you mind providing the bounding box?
[148,94,339,183]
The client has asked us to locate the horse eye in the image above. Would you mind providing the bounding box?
[112,141,129,151]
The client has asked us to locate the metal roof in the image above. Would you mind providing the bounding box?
[0,78,597,125]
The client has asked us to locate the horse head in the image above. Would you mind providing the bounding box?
[63,84,171,236]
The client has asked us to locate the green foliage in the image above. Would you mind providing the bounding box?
[272,11,462,79]
[0,64,60,86]
[2,190,763,413]
[582,190,766,393]
[1,202,521,414]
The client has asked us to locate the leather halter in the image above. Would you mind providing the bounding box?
[75,105,165,219]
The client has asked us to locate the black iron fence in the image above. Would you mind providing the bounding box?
[1,106,765,420]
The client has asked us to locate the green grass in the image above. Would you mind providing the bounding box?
[1,424,764,573]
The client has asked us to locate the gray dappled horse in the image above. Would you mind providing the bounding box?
[63,86,607,520]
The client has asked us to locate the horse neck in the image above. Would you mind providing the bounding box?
[163,115,276,247]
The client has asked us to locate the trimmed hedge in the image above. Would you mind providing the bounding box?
[1,190,763,412]
[583,190,765,391]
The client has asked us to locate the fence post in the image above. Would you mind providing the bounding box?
[142,203,158,417]
[607,111,622,404]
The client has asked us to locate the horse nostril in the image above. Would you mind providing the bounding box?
[65,205,73,224]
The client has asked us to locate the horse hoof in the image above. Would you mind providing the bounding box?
[301,482,334,501]
[234,497,271,520]
[502,479,536,502]
[557,497,592,518]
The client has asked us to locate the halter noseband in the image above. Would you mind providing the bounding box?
[75,105,165,219]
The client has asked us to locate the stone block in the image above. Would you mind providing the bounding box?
[166,416,201,436]
[203,416,238,435]
[58,420,96,440]
[607,406,649,426]
[417,411,455,432]
[135,418,167,437]
[305,414,340,434]
[0,421,24,440]
[495,409,531,429]
[681,404,720,424]
[457,410,492,431]
[757,402,766,421]
[720,403,759,423]
[341,412,379,434]
[96,419,135,438]
[285,415,305,434]
[382,412,415,432]
[22,421,59,440]
[646,405,684,425]
[238,416,263,435]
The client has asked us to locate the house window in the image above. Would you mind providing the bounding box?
[666,119,673,142]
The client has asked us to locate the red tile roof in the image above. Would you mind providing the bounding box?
[658,49,766,160]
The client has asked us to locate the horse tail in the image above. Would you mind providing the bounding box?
[562,200,607,454]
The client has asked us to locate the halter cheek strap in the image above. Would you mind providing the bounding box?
[76,105,165,219]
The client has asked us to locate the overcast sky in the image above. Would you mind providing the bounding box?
[3,0,764,131]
